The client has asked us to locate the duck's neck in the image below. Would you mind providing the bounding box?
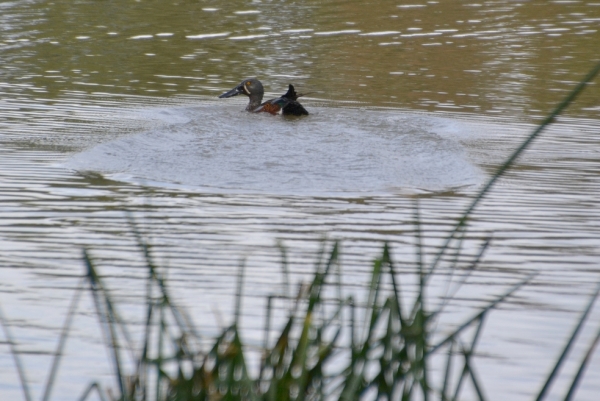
[246,94,263,111]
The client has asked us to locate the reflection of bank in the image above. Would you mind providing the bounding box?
[64,104,485,195]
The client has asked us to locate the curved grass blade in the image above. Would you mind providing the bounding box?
[128,214,201,346]
[452,315,487,401]
[432,237,491,321]
[41,276,86,401]
[426,59,600,279]
[430,272,535,354]
[78,382,108,401]
[234,258,246,326]
[535,279,600,401]
[340,253,385,401]
[563,321,600,401]
[83,249,127,400]
[385,243,406,329]
[441,340,455,401]
[277,240,292,302]
[0,300,32,401]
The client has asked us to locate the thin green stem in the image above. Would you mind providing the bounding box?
[426,60,600,279]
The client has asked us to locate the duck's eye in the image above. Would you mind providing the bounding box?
[246,81,252,86]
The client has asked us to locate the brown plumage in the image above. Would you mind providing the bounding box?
[218,79,309,116]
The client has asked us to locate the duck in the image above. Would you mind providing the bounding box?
[218,78,309,116]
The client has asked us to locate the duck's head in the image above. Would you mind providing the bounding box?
[218,78,264,99]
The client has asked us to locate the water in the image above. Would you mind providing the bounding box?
[65,106,485,194]
[1,1,600,400]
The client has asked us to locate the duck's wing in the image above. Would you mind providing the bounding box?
[282,100,309,116]
[281,84,309,115]
[252,97,291,115]
[282,84,300,101]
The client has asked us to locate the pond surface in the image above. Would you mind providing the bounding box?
[1,1,600,400]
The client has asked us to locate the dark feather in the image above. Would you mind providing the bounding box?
[282,85,309,116]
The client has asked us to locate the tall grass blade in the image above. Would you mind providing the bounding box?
[432,237,491,320]
[413,201,430,401]
[465,353,487,401]
[535,279,600,401]
[563,322,600,401]
[430,273,535,354]
[277,240,292,301]
[78,382,108,401]
[340,252,384,401]
[83,249,127,400]
[441,340,454,401]
[426,59,600,278]
[0,300,32,401]
[156,303,166,401]
[41,276,86,401]
[128,213,201,347]
[453,315,487,401]
[234,258,246,326]
[385,243,406,328]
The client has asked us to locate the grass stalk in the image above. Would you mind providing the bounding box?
[41,276,86,401]
[563,321,600,401]
[535,279,600,401]
[235,258,247,327]
[78,382,108,401]
[0,300,32,401]
[83,249,127,400]
[426,59,600,279]
[430,272,535,354]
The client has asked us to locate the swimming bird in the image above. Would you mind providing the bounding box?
[218,78,309,116]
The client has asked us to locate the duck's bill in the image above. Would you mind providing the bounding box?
[218,85,243,98]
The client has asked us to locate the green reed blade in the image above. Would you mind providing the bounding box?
[408,201,428,325]
[136,293,154,399]
[341,256,387,401]
[364,253,384,337]
[156,303,166,401]
[457,315,487,401]
[334,245,344,312]
[77,382,108,401]
[384,243,406,330]
[83,249,127,400]
[535,279,600,401]
[430,273,534,354]
[261,295,275,371]
[563,321,600,401]
[426,59,600,279]
[465,350,487,401]
[128,213,201,346]
[0,300,32,401]
[432,237,491,321]
[348,296,356,350]
[402,378,415,401]
[84,247,138,361]
[41,276,86,401]
[441,340,455,401]
[414,200,424,275]
[451,342,470,401]
[277,240,292,302]
[234,258,246,326]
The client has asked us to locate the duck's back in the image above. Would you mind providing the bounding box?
[282,84,309,116]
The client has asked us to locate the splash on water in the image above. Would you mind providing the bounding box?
[65,104,485,196]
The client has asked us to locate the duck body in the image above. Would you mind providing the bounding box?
[218,78,309,116]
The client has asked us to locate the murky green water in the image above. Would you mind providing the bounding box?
[1,1,599,400]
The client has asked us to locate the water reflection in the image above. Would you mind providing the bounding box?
[1,1,598,116]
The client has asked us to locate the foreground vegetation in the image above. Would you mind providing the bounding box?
[2,62,600,401]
